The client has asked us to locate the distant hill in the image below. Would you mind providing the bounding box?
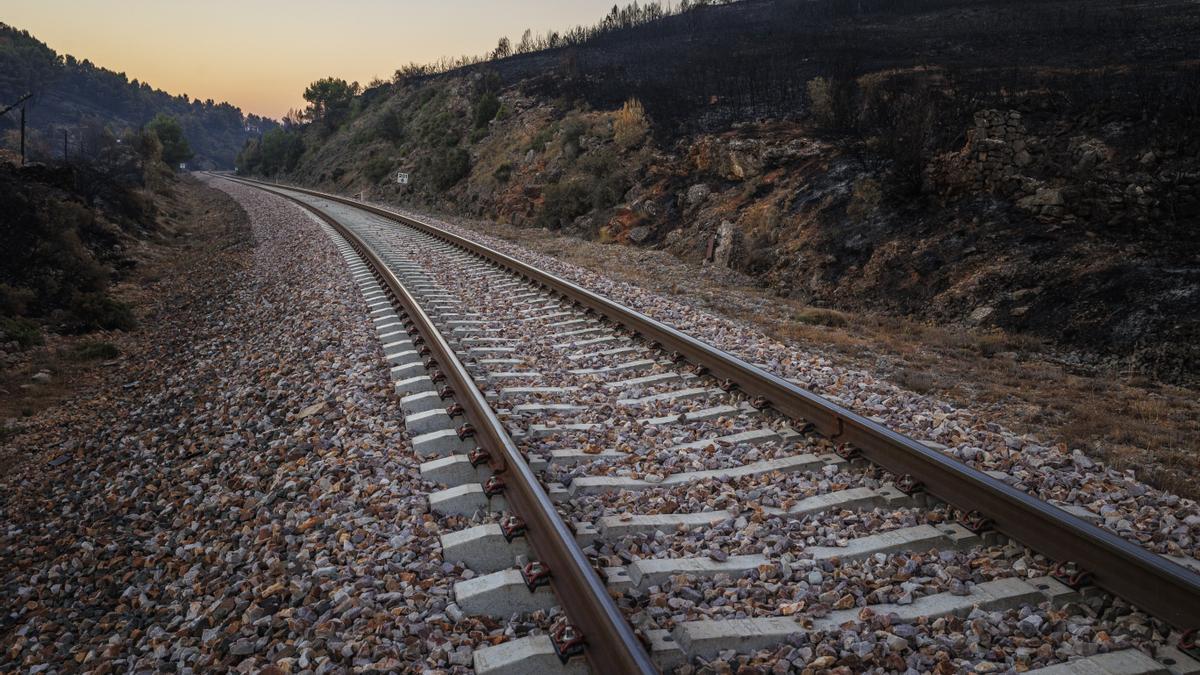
[0,23,274,168]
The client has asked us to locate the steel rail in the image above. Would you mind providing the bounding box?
[226,174,1200,632]
[228,177,658,674]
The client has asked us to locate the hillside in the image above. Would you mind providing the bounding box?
[0,23,273,168]
[238,0,1200,385]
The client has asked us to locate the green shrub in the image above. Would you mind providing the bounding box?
[579,149,628,210]
[419,111,461,148]
[69,292,136,331]
[0,317,43,349]
[469,128,489,144]
[377,111,405,143]
[429,148,470,190]
[365,156,394,183]
[493,163,513,183]
[415,86,439,107]
[590,171,628,211]
[537,180,591,228]
[146,113,193,167]
[528,125,555,152]
[560,117,587,158]
[473,92,501,129]
[72,341,120,360]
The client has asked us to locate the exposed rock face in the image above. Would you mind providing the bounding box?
[929,109,1200,227]
[710,220,740,268]
[686,183,711,205]
[688,134,826,181]
[1016,188,1065,211]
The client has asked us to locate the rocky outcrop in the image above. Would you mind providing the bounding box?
[930,109,1200,227]
[687,134,826,181]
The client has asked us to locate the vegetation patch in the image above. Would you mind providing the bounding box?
[0,317,43,349]
[613,98,649,149]
[428,148,471,190]
[473,92,501,129]
[68,292,136,332]
[71,341,120,360]
[365,156,394,183]
[793,307,851,327]
[537,180,592,229]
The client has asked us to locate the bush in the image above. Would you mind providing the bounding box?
[69,292,136,331]
[493,163,513,183]
[237,128,305,176]
[590,171,627,211]
[429,148,470,190]
[72,341,120,360]
[377,111,405,142]
[807,78,835,126]
[528,125,555,152]
[0,317,43,349]
[807,74,858,130]
[537,180,591,228]
[473,92,501,129]
[793,307,850,327]
[613,98,649,149]
[146,113,193,167]
[419,111,461,148]
[895,368,936,394]
[0,284,37,316]
[578,149,628,210]
[365,156,394,183]
[560,117,588,158]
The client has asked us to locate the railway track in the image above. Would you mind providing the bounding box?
[221,174,1200,675]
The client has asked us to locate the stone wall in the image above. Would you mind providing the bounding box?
[955,109,1037,194]
[930,109,1200,226]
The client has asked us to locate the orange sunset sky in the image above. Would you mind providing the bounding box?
[4,1,626,119]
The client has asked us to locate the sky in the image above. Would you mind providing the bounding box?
[4,0,625,119]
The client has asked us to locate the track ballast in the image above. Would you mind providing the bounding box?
[226,175,1200,675]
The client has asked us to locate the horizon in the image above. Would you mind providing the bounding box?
[3,0,625,119]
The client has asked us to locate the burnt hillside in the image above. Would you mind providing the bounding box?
[246,0,1200,384]
[467,0,1199,136]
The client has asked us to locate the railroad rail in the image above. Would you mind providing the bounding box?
[221,173,1200,673]
[223,176,656,674]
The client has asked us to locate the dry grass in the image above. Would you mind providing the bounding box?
[791,307,851,327]
[450,215,1200,500]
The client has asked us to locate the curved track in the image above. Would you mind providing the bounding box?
[222,174,1200,674]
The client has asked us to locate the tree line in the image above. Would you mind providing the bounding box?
[0,22,274,168]
[392,1,741,82]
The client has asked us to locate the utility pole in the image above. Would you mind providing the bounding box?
[1,93,34,165]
